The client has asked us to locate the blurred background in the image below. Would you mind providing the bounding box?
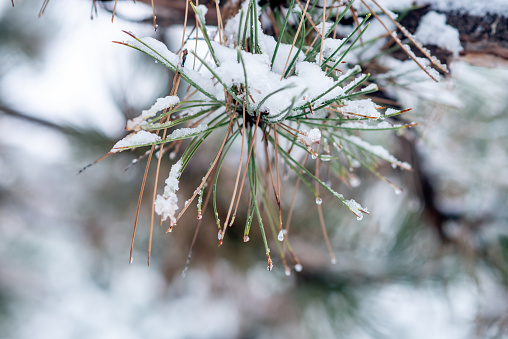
[1,0,507,338]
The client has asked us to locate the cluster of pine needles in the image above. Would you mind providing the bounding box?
[79,0,447,274]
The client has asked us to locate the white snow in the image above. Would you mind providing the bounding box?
[315,22,334,36]
[195,4,208,25]
[127,36,179,67]
[154,159,183,226]
[166,124,208,141]
[306,128,322,143]
[127,95,181,130]
[111,131,161,153]
[415,0,508,16]
[142,95,180,118]
[414,11,463,57]
[321,38,346,60]
[340,120,403,130]
[361,0,508,16]
[343,135,412,170]
[339,99,382,119]
[344,198,369,221]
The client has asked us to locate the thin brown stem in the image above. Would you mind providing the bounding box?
[130,147,155,264]
[360,0,440,82]
[174,115,235,229]
[281,0,311,80]
[224,114,261,239]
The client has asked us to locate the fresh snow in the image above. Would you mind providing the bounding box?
[344,198,368,221]
[362,0,508,16]
[154,159,183,226]
[166,124,208,140]
[307,128,322,143]
[127,95,180,130]
[340,120,402,130]
[343,135,412,170]
[142,95,180,118]
[111,130,161,152]
[339,99,382,119]
[415,11,463,57]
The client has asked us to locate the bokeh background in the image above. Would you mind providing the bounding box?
[1,1,507,338]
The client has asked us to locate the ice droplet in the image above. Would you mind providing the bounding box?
[129,257,133,264]
[218,231,222,240]
[197,211,202,220]
[394,188,402,195]
[315,197,322,205]
[311,154,317,160]
[294,264,303,272]
[331,257,337,264]
[349,176,361,187]
[267,258,273,271]
[243,235,250,242]
[391,163,397,169]
[278,230,284,241]
[285,267,291,276]
[169,151,177,160]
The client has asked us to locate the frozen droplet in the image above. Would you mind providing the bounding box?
[154,60,158,64]
[267,258,273,271]
[315,197,322,205]
[218,231,222,240]
[294,264,303,272]
[311,154,317,160]
[169,151,177,160]
[243,235,250,242]
[391,163,397,169]
[129,257,134,264]
[331,257,337,264]
[197,211,202,220]
[278,230,284,241]
[394,188,402,195]
[285,267,291,276]
[349,176,361,187]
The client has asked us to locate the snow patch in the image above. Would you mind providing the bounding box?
[111,131,161,153]
[414,11,463,57]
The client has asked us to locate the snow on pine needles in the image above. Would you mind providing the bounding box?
[109,0,423,273]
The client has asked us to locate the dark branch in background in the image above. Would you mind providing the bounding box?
[117,1,508,66]
[0,104,118,145]
[92,0,219,25]
[397,5,508,67]
[34,0,508,67]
